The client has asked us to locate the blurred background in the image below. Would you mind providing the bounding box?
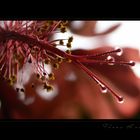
[0,21,140,119]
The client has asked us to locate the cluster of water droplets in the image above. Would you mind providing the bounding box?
[100,84,124,104]
[95,70,125,104]
[105,48,124,66]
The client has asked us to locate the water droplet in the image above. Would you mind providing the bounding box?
[117,96,124,104]
[116,48,123,56]
[129,61,135,66]
[106,56,115,65]
[100,85,108,93]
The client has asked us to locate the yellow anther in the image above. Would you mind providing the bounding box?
[60,26,66,33]
[68,36,73,43]
[7,79,14,86]
[59,40,64,45]
[11,75,17,83]
[7,75,17,86]
[56,56,63,64]
[41,76,46,81]
[44,58,51,64]
[43,83,53,92]
[66,42,71,48]
[48,73,55,80]
[65,58,72,63]
[53,63,59,69]
[66,50,71,54]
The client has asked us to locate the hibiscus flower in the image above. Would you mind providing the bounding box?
[0,21,139,119]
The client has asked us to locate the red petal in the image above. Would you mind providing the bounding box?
[69,21,121,36]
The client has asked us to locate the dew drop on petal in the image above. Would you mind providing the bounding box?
[117,96,124,104]
[106,56,115,65]
[100,85,108,94]
[116,48,123,56]
[129,61,135,66]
